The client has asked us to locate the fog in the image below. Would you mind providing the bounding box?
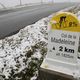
[0,0,79,8]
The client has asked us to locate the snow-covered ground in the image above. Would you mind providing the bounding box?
[0,17,49,80]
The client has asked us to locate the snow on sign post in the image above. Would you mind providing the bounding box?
[41,12,80,78]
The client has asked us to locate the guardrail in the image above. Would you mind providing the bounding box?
[0,0,51,9]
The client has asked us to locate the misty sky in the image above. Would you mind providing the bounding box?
[0,0,80,7]
[54,0,80,2]
[0,0,80,3]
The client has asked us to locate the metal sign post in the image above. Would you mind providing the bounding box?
[39,12,80,80]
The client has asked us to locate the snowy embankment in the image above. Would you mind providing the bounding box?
[77,11,80,19]
[0,17,49,80]
[0,5,80,80]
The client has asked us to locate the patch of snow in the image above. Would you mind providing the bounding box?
[77,11,80,19]
[31,76,37,80]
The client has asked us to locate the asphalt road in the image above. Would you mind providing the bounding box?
[0,3,79,39]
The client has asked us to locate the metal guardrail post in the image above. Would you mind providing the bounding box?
[41,0,43,4]
[19,0,22,6]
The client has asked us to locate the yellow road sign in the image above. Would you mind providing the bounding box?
[50,12,80,32]
[41,12,80,78]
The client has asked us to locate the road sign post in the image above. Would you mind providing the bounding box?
[39,12,80,80]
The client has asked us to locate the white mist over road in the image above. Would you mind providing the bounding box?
[0,0,79,8]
